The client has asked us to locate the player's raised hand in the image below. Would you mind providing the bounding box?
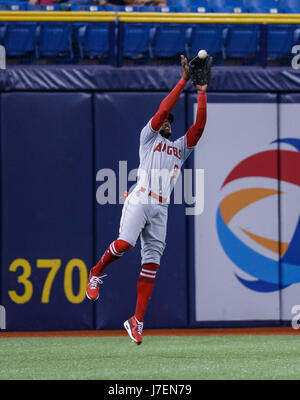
[180,55,190,81]
[196,84,208,92]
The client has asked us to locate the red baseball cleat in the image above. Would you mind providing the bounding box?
[86,271,106,301]
[123,316,143,345]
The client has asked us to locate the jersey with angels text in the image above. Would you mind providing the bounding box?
[134,119,194,202]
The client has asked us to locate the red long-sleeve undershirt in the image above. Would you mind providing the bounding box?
[186,91,207,148]
[151,78,187,132]
[150,78,207,148]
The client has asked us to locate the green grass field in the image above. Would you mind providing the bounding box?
[0,335,299,380]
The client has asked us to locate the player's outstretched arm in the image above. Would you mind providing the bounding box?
[151,55,190,132]
[185,50,212,147]
[186,85,207,148]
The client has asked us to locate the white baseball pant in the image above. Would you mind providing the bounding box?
[118,190,168,265]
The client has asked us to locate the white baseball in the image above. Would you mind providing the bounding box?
[198,49,207,59]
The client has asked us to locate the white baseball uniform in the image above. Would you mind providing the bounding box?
[118,119,194,265]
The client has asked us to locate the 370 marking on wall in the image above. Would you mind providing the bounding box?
[8,258,88,304]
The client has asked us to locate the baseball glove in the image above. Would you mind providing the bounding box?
[188,55,213,87]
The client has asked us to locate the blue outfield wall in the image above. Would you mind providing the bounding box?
[0,65,300,331]
[1,92,94,330]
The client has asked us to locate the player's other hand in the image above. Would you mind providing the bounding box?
[180,55,190,81]
[196,84,208,92]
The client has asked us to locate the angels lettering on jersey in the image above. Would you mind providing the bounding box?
[153,142,182,161]
[134,119,194,203]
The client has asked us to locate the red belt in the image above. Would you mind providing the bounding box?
[140,187,167,204]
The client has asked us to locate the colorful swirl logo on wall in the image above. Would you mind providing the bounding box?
[216,138,300,293]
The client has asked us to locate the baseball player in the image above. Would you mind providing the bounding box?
[86,53,212,344]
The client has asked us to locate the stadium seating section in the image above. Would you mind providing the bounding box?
[0,0,299,65]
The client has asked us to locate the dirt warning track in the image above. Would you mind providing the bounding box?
[0,327,298,338]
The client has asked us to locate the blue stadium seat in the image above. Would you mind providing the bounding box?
[70,4,104,11]
[279,0,300,13]
[186,24,224,59]
[245,0,282,13]
[68,0,94,5]
[76,23,112,59]
[0,2,11,10]
[225,24,259,58]
[150,23,187,58]
[169,0,207,8]
[171,0,208,12]
[267,24,296,58]
[245,1,294,62]
[121,23,152,58]
[26,4,61,11]
[38,23,73,59]
[104,5,138,11]
[206,0,245,13]
[139,5,176,12]
[166,0,177,6]
[4,23,37,58]
[0,2,27,10]
[175,5,208,12]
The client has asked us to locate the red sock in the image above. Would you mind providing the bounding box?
[134,263,159,322]
[91,240,132,276]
